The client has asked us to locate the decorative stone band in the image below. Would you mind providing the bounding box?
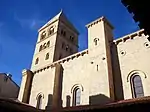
[33,49,88,74]
[114,29,146,45]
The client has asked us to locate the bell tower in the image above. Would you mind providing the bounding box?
[31,11,79,71]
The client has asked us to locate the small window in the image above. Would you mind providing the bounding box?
[49,27,54,35]
[40,31,46,40]
[73,87,81,106]
[45,53,49,60]
[70,36,74,42]
[66,45,69,51]
[94,38,99,46]
[35,58,39,65]
[39,45,43,52]
[47,41,50,47]
[36,94,42,109]
[43,43,46,49]
[61,30,66,37]
[131,74,144,98]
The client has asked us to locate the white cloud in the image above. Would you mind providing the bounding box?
[14,13,45,30]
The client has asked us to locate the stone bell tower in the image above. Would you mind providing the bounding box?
[31,10,79,71]
[18,11,79,107]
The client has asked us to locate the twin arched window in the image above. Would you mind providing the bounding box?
[40,31,46,40]
[73,87,81,106]
[131,74,144,98]
[39,41,50,52]
[49,27,54,35]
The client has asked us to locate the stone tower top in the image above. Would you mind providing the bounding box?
[31,11,79,71]
[38,10,79,34]
[86,16,114,56]
[86,16,114,29]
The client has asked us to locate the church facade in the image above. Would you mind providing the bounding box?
[18,11,150,110]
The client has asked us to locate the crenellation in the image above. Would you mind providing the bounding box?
[114,29,145,45]
[86,17,103,28]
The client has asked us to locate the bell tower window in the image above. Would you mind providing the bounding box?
[40,31,46,40]
[61,30,66,37]
[49,26,54,35]
[45,53,49,60]
[70,36,74,42]
[35,58,39,65]
[39,45,43,52]
[66,45,69,51]
[47,41,50,47]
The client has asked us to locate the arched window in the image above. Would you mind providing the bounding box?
[131,75,144,98]
[35,58,39,65]
[36,94,42,109]
[49,27,54,35]
[73,87,81,106]
[45,53,49,60]
[43,43,46,49]
[70,36,74,42]
[94,38,99,46]
[47,41,50,47]
[66,45,69,51]
[39,45,43,52]
[40,31,46,40]
[61,30,66,37]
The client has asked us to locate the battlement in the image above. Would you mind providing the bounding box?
[86,16,114,29]
[114,29,146,45]
[33,49,88,74]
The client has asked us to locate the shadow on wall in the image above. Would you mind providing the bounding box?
[89,94,112,105]
[45,94,53,111]
[111,43,124,100]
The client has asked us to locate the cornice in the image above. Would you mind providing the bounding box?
[86,16,114,29]
[33,49,88,74]
[114,29,145,45]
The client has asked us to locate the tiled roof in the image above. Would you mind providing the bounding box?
[0,97,43,112]
[62,96,150,111]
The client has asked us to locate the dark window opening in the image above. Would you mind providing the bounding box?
[35,58,39,65]
[131,75,144,98]
[45,53,49,60]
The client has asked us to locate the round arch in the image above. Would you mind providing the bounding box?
[36,92,44,100]
[71,84,84,93]
[127,70,147,82]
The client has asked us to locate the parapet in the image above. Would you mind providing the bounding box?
[114,29,146,45]
[86,16,114,29]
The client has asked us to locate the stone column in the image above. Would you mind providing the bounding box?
[18,69,33,103]
[52,63,63,112]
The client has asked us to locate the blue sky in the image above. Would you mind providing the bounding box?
[0,0,139,85]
